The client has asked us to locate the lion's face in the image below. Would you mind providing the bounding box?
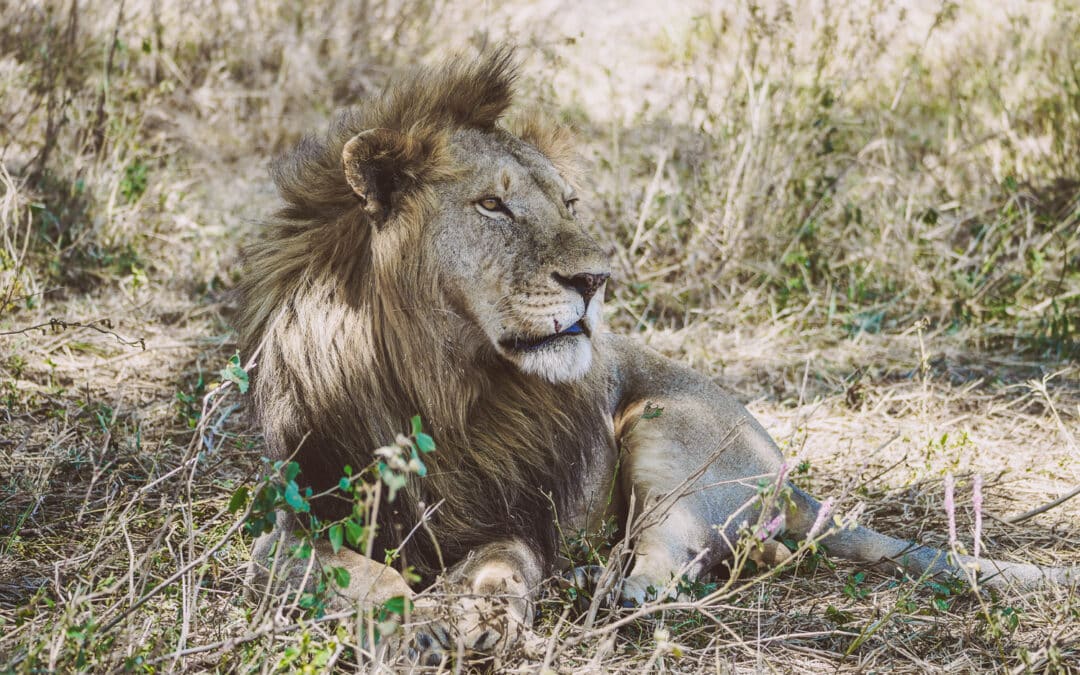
[425,129,609,383]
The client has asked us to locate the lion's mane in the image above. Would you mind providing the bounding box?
[236,49,613,582]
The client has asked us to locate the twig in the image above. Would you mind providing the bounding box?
[628,148,669,256]
[97,505,248,637]
[91,0,125,153]
[94,346,265,638]
[1003,485,1080,525]
[144,609,361,666]
[855,440,905,490]
[0,317,145,349]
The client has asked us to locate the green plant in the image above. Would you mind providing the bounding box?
[924,575,970,613]
[230,416,434,630]
[841,571,869,601]
[119,160,149,203]
[983,603,1021,639]
[175,372,205,429]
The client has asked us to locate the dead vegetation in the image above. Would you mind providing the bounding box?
[1,0,1078,672]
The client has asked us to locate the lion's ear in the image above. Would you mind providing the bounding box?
[342,128,429,224]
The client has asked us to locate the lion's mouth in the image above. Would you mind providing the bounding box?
[500,319,591,353]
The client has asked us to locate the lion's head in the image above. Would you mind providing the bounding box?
[361,124,610,383]
[236,48,616,580]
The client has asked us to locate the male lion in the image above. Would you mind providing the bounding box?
[238,49,1074,664]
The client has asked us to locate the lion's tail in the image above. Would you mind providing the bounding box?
[785,486,1077,590]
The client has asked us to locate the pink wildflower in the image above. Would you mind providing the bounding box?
[806,498,833,540]
[944,473,957,551]
[773,461,790,492]
[760,514,784,541]
[972,474,983,559]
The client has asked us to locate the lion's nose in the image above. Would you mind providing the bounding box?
[554,271,610,305]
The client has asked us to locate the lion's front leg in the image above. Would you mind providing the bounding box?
[247,511,414,608]
[408,539,543,667]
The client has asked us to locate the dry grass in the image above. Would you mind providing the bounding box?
[1,0,1078,672]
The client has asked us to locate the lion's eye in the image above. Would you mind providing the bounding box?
[476,197,511,218]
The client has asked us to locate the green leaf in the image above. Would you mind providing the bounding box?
[410,415,423,436]
[219,353,249,393]
[293,541,313,560]
[343,464,353,476]
[381,595,412,617]
[402,566,422,585]
[926,581,950,596]
[415,432,435,454]
[642,402,664,419]
[330,566,350,589]
[283,461,301,482]
[283,481,309,513]
[345,520,365,547]
[338,477,351,492]
[228,486,250,513]
[824,604,854,625]
[328,523,343,553]
[252,482,279,510]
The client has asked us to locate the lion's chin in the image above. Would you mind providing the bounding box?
[509,336,593,383]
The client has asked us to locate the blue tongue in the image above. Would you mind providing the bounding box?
[562,322,584,335]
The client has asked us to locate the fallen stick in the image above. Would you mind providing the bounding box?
[1004,484,1080,524]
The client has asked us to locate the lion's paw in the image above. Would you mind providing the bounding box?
[560,565,621,609]
[618,573,689,607]
[404,593,530,667]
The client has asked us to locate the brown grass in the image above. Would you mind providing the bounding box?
[1,0,1078,672]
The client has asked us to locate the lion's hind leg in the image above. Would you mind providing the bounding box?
[783,484,1079,590]
[613,387,792,606]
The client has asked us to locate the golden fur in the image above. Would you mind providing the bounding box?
[236,48,612,583]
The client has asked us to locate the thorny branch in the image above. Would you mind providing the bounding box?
[0,317,146,349]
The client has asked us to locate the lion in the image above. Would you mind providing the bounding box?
[236,48,1075,665]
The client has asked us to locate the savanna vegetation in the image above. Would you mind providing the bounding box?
[1,0,1078,672]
